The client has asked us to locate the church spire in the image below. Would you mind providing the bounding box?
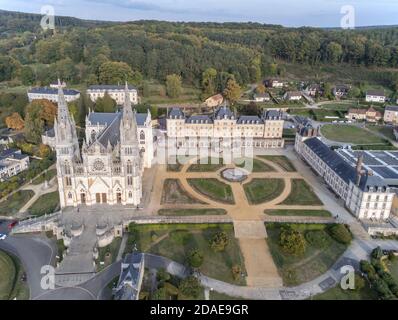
[120,82,138,144]
[57,78,72,123]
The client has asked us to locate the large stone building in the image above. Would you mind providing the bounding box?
[0,148,30,181]
[166,106,285,149]
[295,126,394,221]
[28,87,80,103]
[54,83,153,208]
[87,85,138,105]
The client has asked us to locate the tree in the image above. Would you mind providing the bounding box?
[255,84,266,95]
[166,74,182,98]
[5,112,24,130]
[326,42,343,63]
[279,227,306,256]
[328,224,352,245]
[24,103,44,144]
[157,268,171,283]
[38,144,51,158]
[223,78,241,105]
[0,55,19,81]
[26,99,57,127]
[95,92,116,112]
[323,82,333,100]
[142,81,150,97]
[232,265,242,281]
[241,102,260,116]
[178,276,200,298]
[187,249,204,268]
[98,61,133,84]
[210,231,229,252]
[202,68,218,96]
[152,287,167,300]
[20,66,35,85]
[372,246,384,260]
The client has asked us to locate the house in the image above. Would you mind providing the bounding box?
[384,106,398,124]
[333,85,350,98]
[305,84,323,97]
[87,85,138,105]
[346,107,382,123]
[205,94,224,108]
[50,81,66,89]
[283,91,302,101]
[0,148,30,181]
[264,79,284,88]
[113,253,145,300]
[366,90,386,103]
[28,87,80,103]
[253,93,271,102]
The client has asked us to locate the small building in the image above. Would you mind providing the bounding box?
[253,93,271,102]
[305,84,323,97]
[205,94,224,108]
[264,79,284,88]
[42,128,56,149]
[283,91,302,101]
[28,87,80,103]
[333,85,350,98]
[87,85,138,105]
[384,105,398,124]
[0,148,30,181]
[346,107,382,123]
[366,90,386,103]
[113,253,145,300]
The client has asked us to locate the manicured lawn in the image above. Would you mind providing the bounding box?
[321,124,386,145]
[235,158,275,173]
[96,237,122,272]
[188,158,224,172]
[265,209,331,217]
[188,179,235,204]
[367,125,395,141]
[128,223,246,285]
[243,178,285,205]
[258,156,296,172]
[387,259,398,283]
[266,223,348,286]
[161,179,205,205]
[0,190,34,216]
[281,179,323,206]
[158,208,227,216]
[313,283,378,300]
[32,169,57,185]
[29,191,60,216]
[0,250,29,300]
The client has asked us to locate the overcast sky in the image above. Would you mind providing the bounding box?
[0,0,397,27]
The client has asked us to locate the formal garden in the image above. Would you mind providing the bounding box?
[235,157,275,172]
[158,208,227,216]
[161,179,205,205]
[265,209,332,217]
[280,179,323,206]
[187,157,224,172]
[266,223,352,286]
[243,178,285,205]
[188,178,235,204]
[258,155,296,172]
[125,223,246,286]
[0,250,29,300]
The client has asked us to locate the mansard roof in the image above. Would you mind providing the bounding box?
[168,107,185,119]
[236,116,263,124]
[186,115,213,124]
[214,106,234,119]
[88,85,137,91]
[29,87,80,96]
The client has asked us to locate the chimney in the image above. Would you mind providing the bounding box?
[356,154,364,186]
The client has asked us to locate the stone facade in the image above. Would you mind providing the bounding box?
[87,85,138,105]
[54,82,153,208]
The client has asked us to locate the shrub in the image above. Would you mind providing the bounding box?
[179,276,201,298]
[328,224,352,244]
[209,231,229,252]
[152,287,167,300]
[354,274,366,291]
[232,265,242,281]
[157,268,171,283]
[187,249,204,268]
[305,230,331,248]
[360,260,377,279]
[371,246,383,260]
[279,227,306,256]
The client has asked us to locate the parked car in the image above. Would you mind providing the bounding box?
[8,220,18,229]
[0,233,7,240]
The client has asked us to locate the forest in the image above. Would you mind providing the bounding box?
[1,9,398,91]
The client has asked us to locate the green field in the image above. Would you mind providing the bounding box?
[188,179,235,204]
[266,223,348,286]
[188,158,224,172]
[244,178,285,205]
[29,191,60,216]
[281,179,323,206]
[235,158,275,172]
[258,156,296,172]
[367,125,395,141]
[0,190,34,216]
[158,208,227,216]
[128,224,246,285]
[313,283,377,300]
[0,250,29,300]
[387,259,398,283]
[321,124,386,145]
[265,209,331,217]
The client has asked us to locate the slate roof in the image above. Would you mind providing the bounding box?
[96,113,122,147]
[237,116,263,124]
[168,108,185,119]
[264,110,282,120]
[88,112,119,126]
[304,137,388,191]
[135,113,148,126]
[114,253,144,301]
[214,106,234,120]
[366,90,385,97]
[29,87,80,96]
[88,85,137,91]
[186,115,213,124]
[44,128,55,138]
[386,106,398,112]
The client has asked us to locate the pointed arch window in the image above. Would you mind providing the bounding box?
[140,131,145,140]
[127,160,133,174]
[64,161,71,175]
[91,130,96,142]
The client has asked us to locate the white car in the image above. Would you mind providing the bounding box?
[0,233,7,240]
